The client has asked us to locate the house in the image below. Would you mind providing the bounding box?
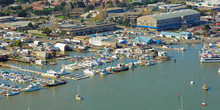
[133,36,154,45]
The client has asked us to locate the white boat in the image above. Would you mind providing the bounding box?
[83,68,97,76]
[23,83,40,92]
[41,69,58,78]
[64,64,77,70]
[75,82,82,100]
[100,69,110,75]
[35,60,45,66]
[6,91,19,96]
[200,56,220,63]
[218,68,220,73]
[56,68,69,76]
[202,72,208,90]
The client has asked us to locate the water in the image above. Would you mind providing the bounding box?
[1,44,220,110]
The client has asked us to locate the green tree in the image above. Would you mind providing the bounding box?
[42,27,52,36]
[28,22,33,28]
[84,5,95,12]
[186,5,192,9]
[17,10,27,17]
[80,18,84,23]
[10,40,23,47]
[202,25,211,30]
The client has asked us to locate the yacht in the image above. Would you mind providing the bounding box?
[200,56,220,63]
[56,68,69,76]
[41,69,59,78]
[83,68,97,76]
[23,83,40,92]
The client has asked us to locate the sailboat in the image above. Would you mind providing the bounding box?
[75,82,82,100]
[202,72,208,90]
[178,94,183,110]
[190,73,195,85]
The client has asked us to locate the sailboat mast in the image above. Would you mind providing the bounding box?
[78,82,79,95]
[204,72,206,85]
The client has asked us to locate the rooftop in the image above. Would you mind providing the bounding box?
[146,9,200,20]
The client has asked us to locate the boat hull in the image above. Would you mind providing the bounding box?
[46,81,66,87]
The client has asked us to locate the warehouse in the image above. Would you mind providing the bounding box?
[137,9,200,31]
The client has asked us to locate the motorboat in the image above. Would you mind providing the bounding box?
[23,83,40,92]
[41,69,59,78]
[56,68,69,76]
[83,68,97,76]
[6,91,19,96]
[100,69,110,75]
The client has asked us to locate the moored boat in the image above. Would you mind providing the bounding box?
[46,79,67,87]
[23,83,40,92]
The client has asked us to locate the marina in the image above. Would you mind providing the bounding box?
[0,44,220,110]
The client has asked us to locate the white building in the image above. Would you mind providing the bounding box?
[89,37,109,46]
[54,43,69,51]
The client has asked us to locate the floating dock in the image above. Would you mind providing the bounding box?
[61,74,89,80]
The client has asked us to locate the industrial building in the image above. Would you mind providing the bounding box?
[137,9,200,31]
[60,22,116,36]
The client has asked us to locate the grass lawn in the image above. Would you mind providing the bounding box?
[32,33,47,37]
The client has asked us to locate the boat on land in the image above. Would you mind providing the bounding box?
[46,79,67,87]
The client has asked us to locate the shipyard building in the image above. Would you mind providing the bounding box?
[137,9,200,31]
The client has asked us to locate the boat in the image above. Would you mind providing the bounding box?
[200,56,220,63]
[201,102,207,107]
[35,60,45,66]
[75,82,82,100]
[100,69,110,75]
[6,91,19,96]
[56,68,69,76]
[46,79,67,87]
[202,73,208,90]
[83,68,97,76]
[178,94,183,110]
[218,68,220,73]
[41,69,59,78]
[190,73,195,85]
[23,83,40,92]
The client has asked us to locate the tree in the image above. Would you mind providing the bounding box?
[10,40,23,47]
[17,10,27,17]
[28,22,33,28]
[202,25,211,31]
[84,5,95,12]
[186,5,192,9]
[42,27,52,36]
[80,18,84,23]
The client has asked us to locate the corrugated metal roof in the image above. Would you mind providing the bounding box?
[160,32,181,36]
[133,36,152,43]
[148,9,200,20]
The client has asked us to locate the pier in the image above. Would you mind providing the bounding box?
[0,63,42,74]
[192,44,199,50]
